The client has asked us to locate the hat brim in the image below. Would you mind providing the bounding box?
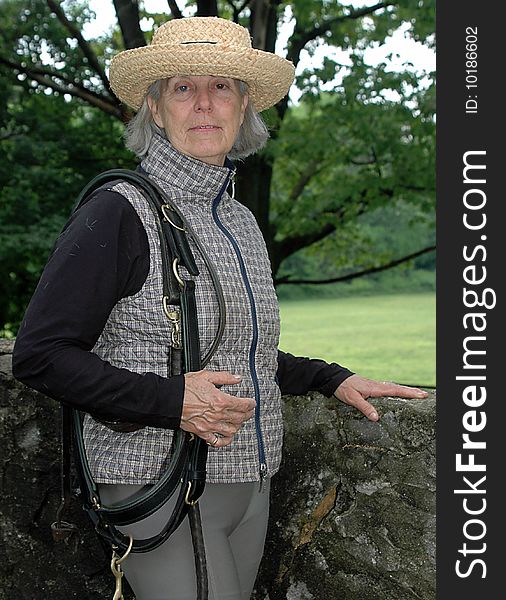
[109,43,295,112]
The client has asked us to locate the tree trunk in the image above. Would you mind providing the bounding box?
[249,0,281,52]
[113,0,146,49]
[235,3,282,271]
[236,154,275,264]
[196,1,218,17]
[250,0,270,50]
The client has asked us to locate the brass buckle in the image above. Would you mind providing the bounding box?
[172,257,185,287]
[184,481,198,506]
[161,205,185,231]
[163,298,182,349]
[111,534,133,600]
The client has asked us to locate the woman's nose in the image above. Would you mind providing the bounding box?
[194,87,212,112]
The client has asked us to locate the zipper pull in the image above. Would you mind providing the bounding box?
[259,462,267,493]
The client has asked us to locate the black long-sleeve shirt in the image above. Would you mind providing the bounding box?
[12,191,353,428]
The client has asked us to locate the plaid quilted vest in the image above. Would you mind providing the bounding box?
[83,135,283,485]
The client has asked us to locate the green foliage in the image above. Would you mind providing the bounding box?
[270,32,435,271]
[1,0,101,90]
[276,199,435,288]
[0,0,435,333]
[271,82,434,226]
[0,76,134,334]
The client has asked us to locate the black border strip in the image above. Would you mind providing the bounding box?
[436,1,502,596]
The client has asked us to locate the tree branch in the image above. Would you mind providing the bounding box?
[45,0,112,94]
[273,221,338,274]
[287,2,396,69]
[0,130,24,142]
[275,244,436,285]
[225,0,239,22]
[225,0,250,22]
[371,145,382,178]
[0,55,125,120]
[397,184,436,193]
[237,0,251,14]
[33,73,124,119]
[167,0,183,19]
[288,159,324,202]
[0,56,111,104]
[273,182,388,268]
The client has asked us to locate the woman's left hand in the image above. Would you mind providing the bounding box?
[334,374,429,422]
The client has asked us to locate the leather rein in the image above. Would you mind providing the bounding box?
[53,168,230,598]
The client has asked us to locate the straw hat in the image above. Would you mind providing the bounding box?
[109,17,295,112]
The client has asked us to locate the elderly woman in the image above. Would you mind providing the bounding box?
[13,16,427,600]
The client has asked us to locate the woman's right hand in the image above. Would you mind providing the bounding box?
[181,370,256,448]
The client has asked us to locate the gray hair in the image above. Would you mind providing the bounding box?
[124,79,269,160]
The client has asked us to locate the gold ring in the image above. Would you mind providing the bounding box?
[208,434,219,447]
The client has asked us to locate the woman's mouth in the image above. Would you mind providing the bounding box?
[190,124,220,131]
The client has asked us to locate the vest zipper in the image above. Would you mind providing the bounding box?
[211,175,268,488]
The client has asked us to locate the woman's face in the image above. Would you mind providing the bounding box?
[148,75,248,166]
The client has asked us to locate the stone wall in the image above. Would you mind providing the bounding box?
[0,339,435,599]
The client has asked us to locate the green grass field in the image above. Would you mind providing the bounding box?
[279,292,435,388]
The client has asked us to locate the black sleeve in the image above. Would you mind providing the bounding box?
[276,349,354,397]
[12,190,185,429]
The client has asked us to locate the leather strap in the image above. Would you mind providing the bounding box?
[56,168,226,555]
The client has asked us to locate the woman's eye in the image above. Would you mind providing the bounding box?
[176,85,190,93]
[214,81,230,91]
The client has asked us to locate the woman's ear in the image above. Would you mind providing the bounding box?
[147,96,164,128]
[240,93,248,126]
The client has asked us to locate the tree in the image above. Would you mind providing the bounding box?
[0,0,435,332]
